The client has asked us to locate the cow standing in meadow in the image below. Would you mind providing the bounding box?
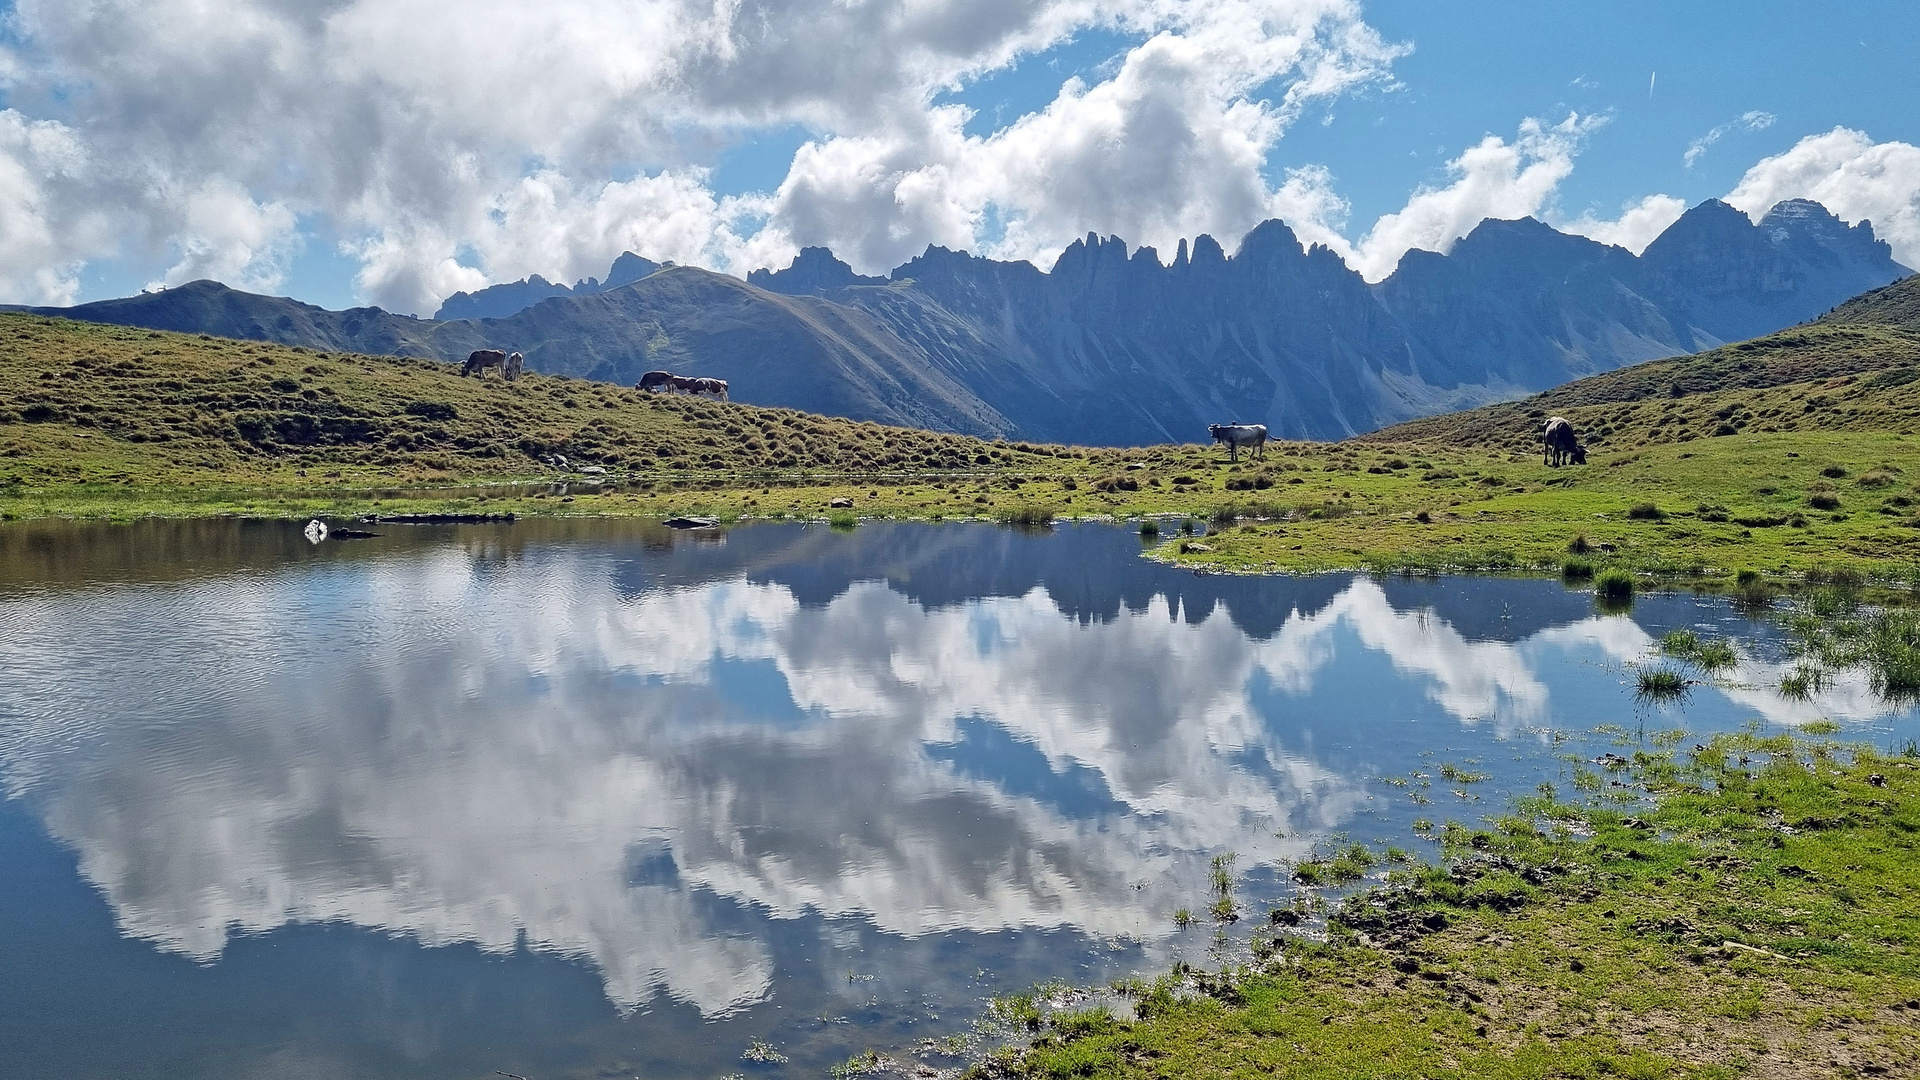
[462,349,506,377]
[1208,423,1268,462]
[462,349,523,380]
[1543,416,1587,466]
[638,370,675,392]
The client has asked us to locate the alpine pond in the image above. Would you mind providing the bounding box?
[0,520,1914,1079]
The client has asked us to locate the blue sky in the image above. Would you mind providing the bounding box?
[1308,0,1919,227]
[5,0,1918,313]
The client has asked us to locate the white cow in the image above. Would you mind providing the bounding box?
[1208,423,1269,462]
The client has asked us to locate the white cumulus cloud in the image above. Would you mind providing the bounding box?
[0,0,1408,312]
[1724,127,1920,269]
[0,109,103,304]
[1335,113,1607,281]
[1558,193,1688,254]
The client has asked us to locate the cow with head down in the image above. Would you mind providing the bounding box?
[1543,416,1587,466]
[461,349,507,377]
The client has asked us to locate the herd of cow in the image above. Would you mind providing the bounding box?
[464,349,1586,466]
[1208,415,1587,466]
[460,350,729,400]
[637,370,729,400]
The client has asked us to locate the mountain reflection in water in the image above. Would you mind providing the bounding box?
[0,519,1912,1079]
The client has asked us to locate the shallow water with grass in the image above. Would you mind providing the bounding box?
[0,519,1914,1079]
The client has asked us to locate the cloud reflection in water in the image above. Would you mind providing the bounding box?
[0,534,1898,1018]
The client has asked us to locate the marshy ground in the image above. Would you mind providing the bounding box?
[963,726,1920,1079]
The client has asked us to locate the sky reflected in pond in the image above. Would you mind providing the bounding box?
[0,519,1913,1078]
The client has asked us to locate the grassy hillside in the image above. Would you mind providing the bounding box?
[0,311,1055,487]
[1363,274,1920,454]
[4,302,1920,586]
[1824,273,1920,327]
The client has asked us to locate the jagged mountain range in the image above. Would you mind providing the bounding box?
[13,199,1909,444]
[433,251,665,320]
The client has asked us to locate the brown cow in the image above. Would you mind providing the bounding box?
[462,349,508,377]
[637,370,675,392]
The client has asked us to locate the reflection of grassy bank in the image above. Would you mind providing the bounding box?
[968,730,1920,1079]
[5,314,1920,585]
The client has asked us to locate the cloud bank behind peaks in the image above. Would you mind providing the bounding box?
[1326,113,1607,281]
[0,0,1407,312]
[4,0,1916,313]
[1725,127,1920,269]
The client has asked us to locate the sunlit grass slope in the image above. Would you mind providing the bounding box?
[1365,275,1920,455]
[0,313,1061,482]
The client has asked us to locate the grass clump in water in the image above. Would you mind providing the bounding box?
[1208,853,1240,923]
[1635,666,1689,701]
[1660,629,1739,672]
[1659,629,1700,657]
[827,509,859,530]
[1779,663,1828,700]
[1694,638,1738,670]
[996,502,1057,528]
[1594,568,1634,603]
[1293,843,1377,887]
[741,1037,788,1064]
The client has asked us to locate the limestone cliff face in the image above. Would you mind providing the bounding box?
[26,200,1911,444]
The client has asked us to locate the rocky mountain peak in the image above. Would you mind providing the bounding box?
[747,247,886,295]
[35,199,1910,447]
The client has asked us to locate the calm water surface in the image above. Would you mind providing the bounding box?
[0,519,1914,1079]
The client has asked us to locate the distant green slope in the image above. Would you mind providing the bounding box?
[1822,272,1920,327]
[1362,274,1920,455]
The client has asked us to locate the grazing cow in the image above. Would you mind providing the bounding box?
[666,375,705,394]
[503,351,524,381]
[1208,423,1269,462]
[1543,416,1587,466]
[638,370,676,392]
[691,377,729,401]
[462,349,508,377]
